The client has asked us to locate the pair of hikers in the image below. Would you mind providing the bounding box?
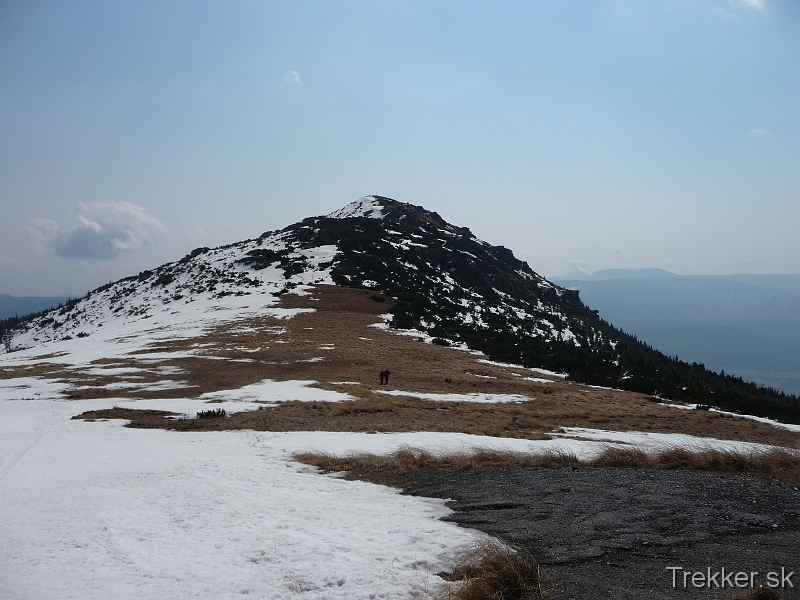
[379,370,392,385]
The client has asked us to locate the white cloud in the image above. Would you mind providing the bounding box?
[284,70,301,84]
[0,255,19,268]
[711,7,735,18]
[28,219,59,243]
[750,128,769,136]
[714,0,764,17]
[30,203,165,260]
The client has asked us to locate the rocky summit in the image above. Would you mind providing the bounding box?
[1,195,592,355]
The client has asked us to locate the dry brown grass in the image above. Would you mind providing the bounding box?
[71,400,553,439]
[434,541,552,600]
[294,448,578,488]
[294,446,800,488]
[75,407,179,422]
[19,285,800,448]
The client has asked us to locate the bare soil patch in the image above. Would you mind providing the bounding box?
[407,467,800,599]
[294,446,800,598]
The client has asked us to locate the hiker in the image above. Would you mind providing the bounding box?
[379,370,385,385]
[383,370,392,384]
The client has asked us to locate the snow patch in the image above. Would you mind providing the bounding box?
[200,379,355,405]
[2,389,797,599]
[375,390,532,403]
[551,427,780,454]
[326,196,385,219]
[477,359,567,378]
[659,402,800,433]
[0,377,71,401]
[0,397,479,600]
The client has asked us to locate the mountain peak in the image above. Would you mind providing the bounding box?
[324,196,475,241]
[326,196,387,219]
[325,195,448,227]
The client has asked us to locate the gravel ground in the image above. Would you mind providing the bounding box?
[410,468,800,599]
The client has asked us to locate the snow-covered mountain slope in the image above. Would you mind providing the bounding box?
[3,228,336,351]
[3,195,799,423]
[4,195,594,356]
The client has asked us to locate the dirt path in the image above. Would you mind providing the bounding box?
[410,467,800,599]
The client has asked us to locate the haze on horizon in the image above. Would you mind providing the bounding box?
[1,0,799,297]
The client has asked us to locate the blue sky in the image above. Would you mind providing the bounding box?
[1,0,799,296]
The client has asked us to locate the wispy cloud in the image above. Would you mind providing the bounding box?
[567,260,591,276]
[28,219,59,242]
[284,70,301,84]
[713,0,765,18]
[30,202,165,260]
[750,128,769,136]
[711,7,735,18]
[0,255,19,268]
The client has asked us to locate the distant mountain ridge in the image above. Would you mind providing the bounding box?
[553,269,800,395]
[557,268,800,297]
[3,196,798,422]
[0,294,72,321]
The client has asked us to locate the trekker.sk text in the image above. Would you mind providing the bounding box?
[666,567,795,589]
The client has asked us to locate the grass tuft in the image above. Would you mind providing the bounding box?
[436,541,551,600]
[197,408,227,419]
